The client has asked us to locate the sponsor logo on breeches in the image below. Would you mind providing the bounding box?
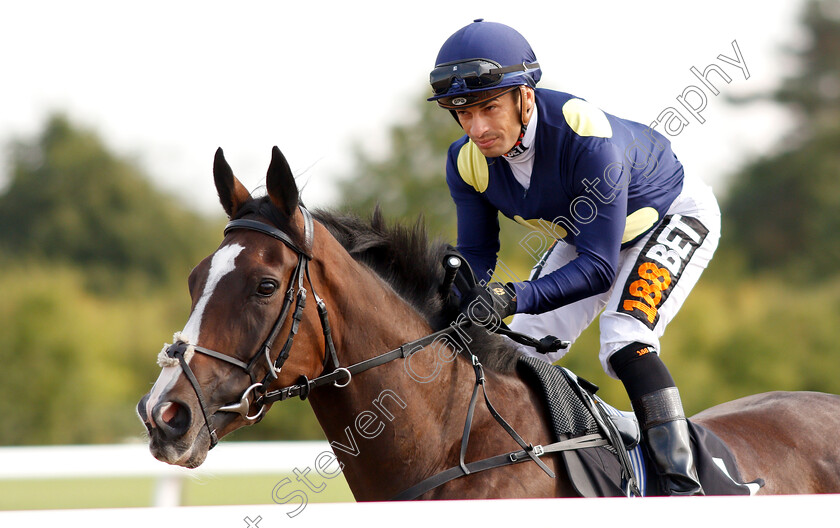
[618,214,709,329]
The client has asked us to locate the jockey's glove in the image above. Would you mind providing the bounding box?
[459,282,517,328]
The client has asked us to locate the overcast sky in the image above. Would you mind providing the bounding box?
[1,0,804,216]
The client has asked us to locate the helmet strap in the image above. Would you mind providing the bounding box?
[504,124,529,159]
[505,87,535,159]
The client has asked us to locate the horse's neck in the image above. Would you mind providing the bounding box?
[305,234,480,499]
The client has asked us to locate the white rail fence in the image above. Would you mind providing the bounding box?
[1,494,839,527]
[2,442,840,527]
[0,441,333,507]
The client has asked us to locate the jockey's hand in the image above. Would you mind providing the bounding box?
[459,282,517,328]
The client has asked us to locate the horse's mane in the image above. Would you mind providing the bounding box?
[312,207,523,374]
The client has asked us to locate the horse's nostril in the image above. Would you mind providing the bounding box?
[153,400,191,437]
[161,402,179,424]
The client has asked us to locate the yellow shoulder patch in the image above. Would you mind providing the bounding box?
[513,207,659,245]
[514,215,568,240]
[456,141,489,193]
[622,207,659,243]
[562,98,613,138]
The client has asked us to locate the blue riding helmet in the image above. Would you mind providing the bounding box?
[429,19,541,108]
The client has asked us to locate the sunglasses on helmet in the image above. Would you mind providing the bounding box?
[430,59,540,95]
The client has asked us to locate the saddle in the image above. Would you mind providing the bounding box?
[517,356,763,497]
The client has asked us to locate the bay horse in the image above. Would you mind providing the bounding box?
[137,146,840,499]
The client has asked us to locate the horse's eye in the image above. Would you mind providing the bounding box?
[256,280,278,297]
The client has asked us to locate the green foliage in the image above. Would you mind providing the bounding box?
[0,473,353,510]
[658,269,840,415]
[773,0,840,128]
[335,102,463,240]
[722,127,840,280]
[0,114,219,292]
[0,259,178,444]
[721,0,840,280]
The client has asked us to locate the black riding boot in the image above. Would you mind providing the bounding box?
[635,387,704,496]
[609,343,704,496]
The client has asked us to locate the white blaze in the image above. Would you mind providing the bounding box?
[146,243,245,420]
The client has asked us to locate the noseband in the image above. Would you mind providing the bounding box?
[161,205,341,449]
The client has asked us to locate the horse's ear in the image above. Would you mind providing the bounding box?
[266,146,299,217]
[214,147,251,218]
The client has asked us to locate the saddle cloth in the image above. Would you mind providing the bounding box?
[516,356,762,497]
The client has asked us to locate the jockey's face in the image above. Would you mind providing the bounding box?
[455,88,533,158]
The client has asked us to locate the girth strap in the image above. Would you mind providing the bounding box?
[561,368,641,497]
[391,433,607,501]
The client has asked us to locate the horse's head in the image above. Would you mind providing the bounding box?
[137,147,326,468]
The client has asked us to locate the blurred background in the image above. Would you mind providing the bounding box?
[2,0,840,509]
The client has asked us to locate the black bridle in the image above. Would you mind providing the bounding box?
[162,205,343,448]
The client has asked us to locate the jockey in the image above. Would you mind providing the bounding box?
[429,19,720,496]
